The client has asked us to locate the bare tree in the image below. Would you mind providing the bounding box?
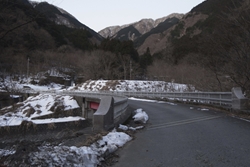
[148,60,172,81]
[204,0,250,94]
[117,53,131,80]
[95,50,116,79]
[0,0,39,40]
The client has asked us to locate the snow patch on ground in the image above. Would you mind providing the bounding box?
[32,117,84,124]
[118,124,144,131]
[0,148,16,157]
[129,97,177,106]
[118,108,149,131]
[133,108,149,124]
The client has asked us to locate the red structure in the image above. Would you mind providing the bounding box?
[90,102,99,110]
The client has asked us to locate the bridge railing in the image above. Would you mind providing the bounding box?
[116,91,232,106]
[22,88,248,109]
[41,89,233,107]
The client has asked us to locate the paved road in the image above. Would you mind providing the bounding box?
[113,99,250,167]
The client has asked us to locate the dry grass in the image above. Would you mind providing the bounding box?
[0,102,24,115]
[74,120,81,127]
[20,120,36,131]
[3,126,10,133]
[47,123,56,130]
[26,121,35,130]
[36,110,42,114]
[23,107,35,117]
[79,132,108,146]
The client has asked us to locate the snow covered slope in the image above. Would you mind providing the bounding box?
[69,80,193,92]
[0,94,82,127]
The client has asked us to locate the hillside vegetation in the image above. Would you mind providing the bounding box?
[145,0,250,94]
[0,0,144,83]
[1,0,250,96]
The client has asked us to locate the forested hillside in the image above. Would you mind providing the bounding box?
[0,0,144,82]
[145,0,250,94]
[0,0,100,76]
[1,0,250,95]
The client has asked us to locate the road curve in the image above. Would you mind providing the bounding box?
[112,99,250,167]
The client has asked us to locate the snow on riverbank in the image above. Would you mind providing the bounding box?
[0,96,150,167]
[28,130,132,167]
[1,107,150,167]
[0,94,82,127]
[0,130,132,167]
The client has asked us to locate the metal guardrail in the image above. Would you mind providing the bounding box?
[118,91,232,106]
[21,89,233,107]
[56,90,232,107]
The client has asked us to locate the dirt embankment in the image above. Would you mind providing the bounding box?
[0,106,141,166]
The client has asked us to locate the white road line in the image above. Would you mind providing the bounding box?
[236,117,250,123]
[149,115,218,128]
[148,116,221,130]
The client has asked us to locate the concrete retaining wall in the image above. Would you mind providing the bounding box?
[73,94,130,132]
[0,120,90,137]
[92,96,130,132]
[93,96,114,132]
[114,98,129,125]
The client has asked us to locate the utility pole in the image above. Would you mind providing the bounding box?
[27,56,30,80]
[130,60,132,80]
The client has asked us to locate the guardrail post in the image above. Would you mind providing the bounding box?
[219,94,222,106]
[198,92,199,103]
[232,87,249,110]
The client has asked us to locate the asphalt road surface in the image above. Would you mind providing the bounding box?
[113,99,250,167]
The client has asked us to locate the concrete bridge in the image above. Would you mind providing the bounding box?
[50,87,249,131]
[3,87,248,132]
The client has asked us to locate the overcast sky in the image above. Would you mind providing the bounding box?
[36,0,205,32]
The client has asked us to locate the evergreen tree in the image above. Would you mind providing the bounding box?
[140,47,153,69]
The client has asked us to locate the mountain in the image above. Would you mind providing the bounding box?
[0,0,103,51]
[135,0,245,56]
[0,0,104,78]
[98,13,183,41]
[33,1,103,43]
[170,0,245,61]
[1,0,248,92]
[137,0,250,93]
[135,16,181,55]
